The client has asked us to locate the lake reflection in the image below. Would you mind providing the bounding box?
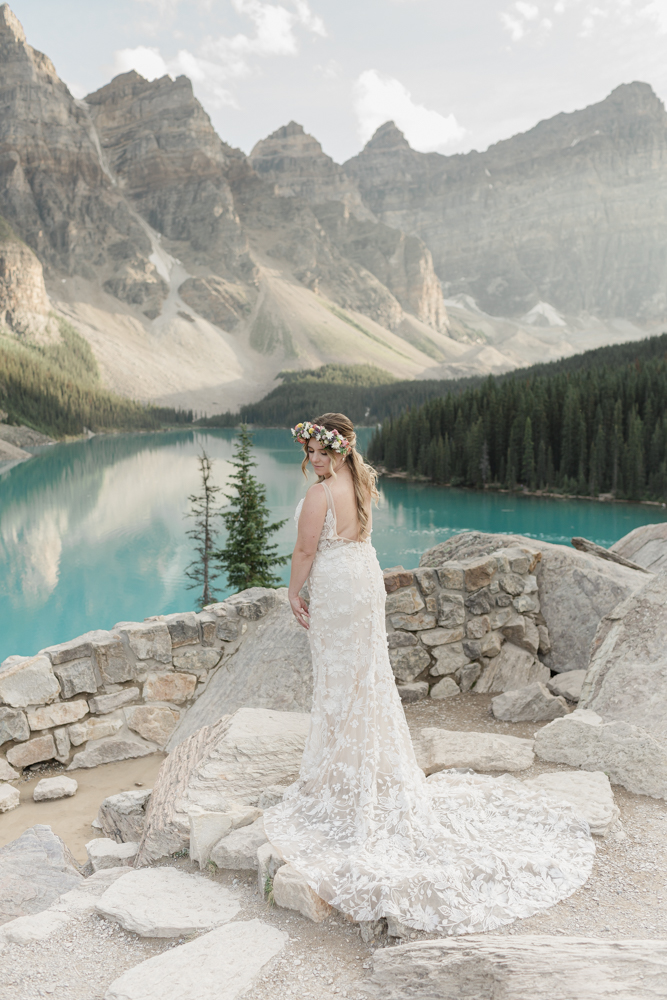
[1,428,665,661]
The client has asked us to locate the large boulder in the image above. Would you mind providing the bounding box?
[0,825,82,925]
[369,935,667,1000]
[534,709,667,799]
[421,532,647,672]
[136,707,309,864]
[611,522,667,573]
[167,591,311,749]
[579,574,667,737]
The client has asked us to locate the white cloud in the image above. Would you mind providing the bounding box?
[353,69,466,151]
[113,1,325,108]
[640,0,667,32]
[515,2,539,19]
[113,45,169,80]
[501,12,527,39]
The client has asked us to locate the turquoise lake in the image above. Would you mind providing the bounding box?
[2,427,666,663]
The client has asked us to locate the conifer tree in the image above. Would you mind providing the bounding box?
[215,426,288,592]
[185,451,222,609]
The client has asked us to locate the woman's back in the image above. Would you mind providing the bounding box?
[319,468,370,541]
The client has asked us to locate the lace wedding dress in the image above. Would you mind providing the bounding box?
[263,481,594,934]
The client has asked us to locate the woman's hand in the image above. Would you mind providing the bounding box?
[289,593,310,629]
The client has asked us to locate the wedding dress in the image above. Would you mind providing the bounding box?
[263,481,594,934]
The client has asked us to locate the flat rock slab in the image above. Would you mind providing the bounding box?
[0,825,82,925]
[523,770,620,837]
[534,709,667,799]
[96,867,240,937]
[104,918,287,999]
[414,728,534,774]
[369,935,667,999]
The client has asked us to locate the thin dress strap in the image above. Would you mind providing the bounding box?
[319,480,337,533]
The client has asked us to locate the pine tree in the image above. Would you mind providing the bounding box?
[185,450,222,609]
[215,426,288,592]
[522,416,535,490]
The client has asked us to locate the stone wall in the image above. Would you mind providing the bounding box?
[383,545,551,698]
[0,588,280,776]
[0,545,552,777]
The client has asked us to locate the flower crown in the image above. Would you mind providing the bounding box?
[291,421,352,456]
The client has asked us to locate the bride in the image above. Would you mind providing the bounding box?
[262,412,594,935]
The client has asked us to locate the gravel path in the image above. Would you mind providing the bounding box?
[2,694,666,1000]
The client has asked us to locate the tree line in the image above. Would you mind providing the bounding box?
[367,334,667,501]
[0,319,192,436]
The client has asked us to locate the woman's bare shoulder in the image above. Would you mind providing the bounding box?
[302,481,327,507]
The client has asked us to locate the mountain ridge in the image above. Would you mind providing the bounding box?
[0,3,663,415]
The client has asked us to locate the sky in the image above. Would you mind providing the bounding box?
[9,0,667,163]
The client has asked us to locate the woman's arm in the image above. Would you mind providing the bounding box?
[288,484,326,629]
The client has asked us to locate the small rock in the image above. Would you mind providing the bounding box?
[6,734,56,768]
[475,641,549,694]
[0,782,20,812]
[491,682,569,722]
[415,728,535,774]
[0,706,30,744]
[125,705,179,748]
[522,770,620,836]
[211,817,267,870]
[27,700,89,731]
[397,682,428,703]
[419,627,464,647]
[68,713,124,746]
[86,838,138,872]
[88,687,140,714]
[547,669,586,702]
[189,806,261,868]
[98,789,152,843]
[0,654,60,709]
[172,647,221,676]
[96,867,239,936]
[68,733,156,770]
[142,671,196,704]
[430,642,468,677]
[0,757,19,781]
[272,863,331,922]
[115,621,171,664]
[52,725,71,763]
[33,776,78,801]
[104,919,287,1000]
[429,676,460,699]
[389,645,431,684]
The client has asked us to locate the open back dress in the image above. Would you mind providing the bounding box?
[263,480,594,934]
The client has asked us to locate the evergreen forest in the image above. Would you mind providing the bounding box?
[367,334,667,501]
[0,319,192,436]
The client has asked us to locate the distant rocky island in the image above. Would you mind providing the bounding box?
[0,2,666,417]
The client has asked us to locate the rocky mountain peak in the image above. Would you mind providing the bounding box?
[0,3,25,44]
[250,120,372,218]
[364,121,412,152]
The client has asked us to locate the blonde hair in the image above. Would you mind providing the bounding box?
[300,412,379,540]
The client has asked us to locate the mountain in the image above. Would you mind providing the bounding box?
[0,3,664,416]
[344,85,667,321]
